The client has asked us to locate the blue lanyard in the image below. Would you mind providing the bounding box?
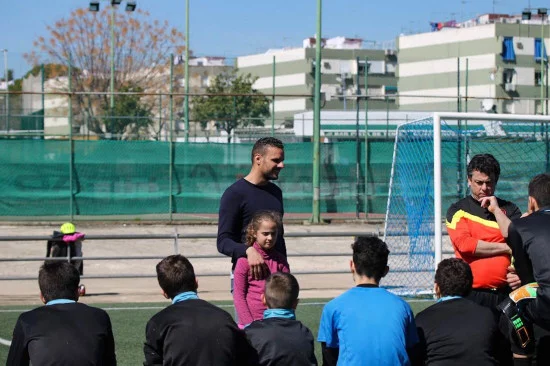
[263,308,296,320]
[172,291,199,304]
[437,295,461,303]
[46,299,76,306]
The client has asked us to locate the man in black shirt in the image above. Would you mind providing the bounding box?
[217,137,286,280]
[7,261,116,366]
[505,173,550,365]
[245,272,317,366]
[143,255,253,366]
[415,258,499,365]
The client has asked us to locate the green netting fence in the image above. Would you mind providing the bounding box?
[0,140,395,218]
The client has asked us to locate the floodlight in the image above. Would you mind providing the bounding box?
[111,0,122,5]
[538,8,548,16]
[89,1,100,12]
[125,1,136,11]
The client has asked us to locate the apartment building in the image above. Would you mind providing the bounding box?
[398,13,549,114]
[236,37,398,126]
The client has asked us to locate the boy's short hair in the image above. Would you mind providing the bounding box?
[264,272,299,309]
[467,154,501,182]
[528,173,550,208]
[39,261,80,302]
[251,137,284,162]
[351,236,389,281]
[156,255,197,299]
[435,258,473,297]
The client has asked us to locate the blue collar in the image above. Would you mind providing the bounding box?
[46,299,76,306]
[263,308,296,320]
[437,295,462,303]
[172,291,199,304]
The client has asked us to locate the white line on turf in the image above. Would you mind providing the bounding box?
[0,299,433,314]
[0,337,11,346]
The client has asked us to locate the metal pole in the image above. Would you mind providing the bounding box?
[41,64,45,134]
[311,0,322,223]
[363,57,369,217]
[184,0,190,142]
[540,20,546,115]
[355,57,360,219]
[433,113,442,268]
[169,54,174,221]
[2,49,8,132]
[457,57,461,112]
[68,58,74,221]
[271,55,275,136]
[110,5,115,111]
[465,58,469,114]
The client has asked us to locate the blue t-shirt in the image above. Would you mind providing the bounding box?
[318,285,418,366]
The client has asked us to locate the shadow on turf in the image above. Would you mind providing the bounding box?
[82,292,119,297]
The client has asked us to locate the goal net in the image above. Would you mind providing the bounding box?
[384,112,550,296]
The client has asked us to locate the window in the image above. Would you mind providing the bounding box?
[536,71,543,86]
[501,37,516,62]
[503,68,515,84]
[535,38,548,62]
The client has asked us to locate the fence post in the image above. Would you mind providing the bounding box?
[169,54,174,222]
[68,57,74,221]
[173,227,180,254]
[364,57,369,217]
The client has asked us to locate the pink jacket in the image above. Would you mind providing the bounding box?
[233,242,289,327]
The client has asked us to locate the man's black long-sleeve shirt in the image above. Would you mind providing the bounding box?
[217,178,286,267]
[7,302,116,366]
[508,208,550,329]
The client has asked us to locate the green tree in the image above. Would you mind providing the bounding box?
[25,7,186,139]
[101,84,153,140]
[192,70,270,143]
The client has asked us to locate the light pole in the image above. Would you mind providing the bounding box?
[89,1,137,113]
[1,49,7,131]
[311,0,322,223]
[184,0,190,142]
[523,8,548,114]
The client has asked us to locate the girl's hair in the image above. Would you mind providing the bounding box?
[245,210,282,246]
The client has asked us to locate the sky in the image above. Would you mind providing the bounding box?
[0,0,539,78]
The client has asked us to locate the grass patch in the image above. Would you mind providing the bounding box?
[0,298,434,365]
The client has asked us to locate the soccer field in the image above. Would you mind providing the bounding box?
[0,298,434,365]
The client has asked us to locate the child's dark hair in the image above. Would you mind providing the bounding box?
[435,258,473,297]
[39,261,80,302]
[245,210,281,246]
[156,255,197,299]
[351,236,390,282]
[264,272,299,309]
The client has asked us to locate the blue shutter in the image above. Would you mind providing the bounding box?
[535,38,548,61]
[502,37,516,62]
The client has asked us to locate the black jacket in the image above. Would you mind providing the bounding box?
[245,317,317,366]
[144,299,253,366]
[508,209,550,329]
[7,302,116,366]
[415,298,498,366]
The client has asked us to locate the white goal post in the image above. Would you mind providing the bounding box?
[432,112,550,269]
[383,111,550,295]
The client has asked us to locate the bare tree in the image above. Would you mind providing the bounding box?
[25,7,186,139]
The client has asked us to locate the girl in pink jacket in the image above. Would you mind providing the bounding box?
[233,211,290,328]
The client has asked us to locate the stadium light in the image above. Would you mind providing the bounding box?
[1,49,8,132]
[125,1,136,12]
[89,1,100,11]
[522,9,531,20]
[88,1,137,117]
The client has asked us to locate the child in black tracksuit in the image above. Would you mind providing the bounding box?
[244,272,317,366]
